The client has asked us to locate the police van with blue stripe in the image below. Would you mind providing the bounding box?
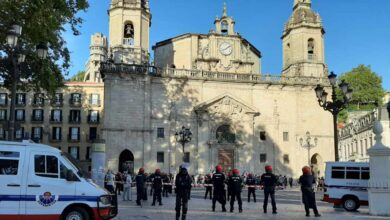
[0,140,117,220]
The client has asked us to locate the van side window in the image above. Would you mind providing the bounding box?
[331,166,345,179]
[60,162,70,179]
[346,167,360,179]
[34,155,59,178]
[361,167,370,180]
[0,151,19,175]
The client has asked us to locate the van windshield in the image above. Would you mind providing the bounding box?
[61,152,86,178]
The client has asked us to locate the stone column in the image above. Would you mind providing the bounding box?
[367,121,390,216]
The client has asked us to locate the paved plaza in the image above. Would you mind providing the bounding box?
[113,188,388,220]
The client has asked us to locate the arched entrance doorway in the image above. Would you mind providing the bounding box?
[311,154,323,177]
[216,125,236,173]
[119,150,134,175]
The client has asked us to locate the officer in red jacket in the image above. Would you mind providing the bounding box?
[212,165,226,212]
[227,168,243,213]
[260,165,277,214]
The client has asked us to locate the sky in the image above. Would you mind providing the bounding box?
[65,0,390,90]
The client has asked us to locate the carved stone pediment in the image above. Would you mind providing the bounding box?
[194,94,259,121]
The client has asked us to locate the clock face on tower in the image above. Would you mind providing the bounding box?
[219,42,232,56]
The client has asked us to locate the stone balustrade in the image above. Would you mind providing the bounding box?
[100,63,329,86]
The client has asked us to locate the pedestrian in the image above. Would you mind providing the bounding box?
[115,172,123,195]
[123,171,132,201]
[162,172,170,197]
[227,168,243,213]
[212,165,227,212]
[299,166,321,217]
[175,164,192,220]
[204,174,212,200]
[150,168,163,206]
[260,165,277,214]
[283,175,288,189]
[135,168,146,206]
[246,173,256,203]
[289,177,293,188]
[105,170,115,194]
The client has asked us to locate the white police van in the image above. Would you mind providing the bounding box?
[0,140,117,220]
[323,162,369,211]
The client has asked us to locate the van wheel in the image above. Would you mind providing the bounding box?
[63,207,90,220]
[342,197,360,212]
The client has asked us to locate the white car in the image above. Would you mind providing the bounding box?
[0,140,117,220]
[323,162,369,211]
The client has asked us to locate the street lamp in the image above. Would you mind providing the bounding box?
[5,25,48,141]
[314,72,353,161]
[299,131,318,165]
[175,126,192,162]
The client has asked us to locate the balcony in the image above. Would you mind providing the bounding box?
[68,117,81,124]
[87,116,100,124]
[15,102,26,107]
[32,100,45,107]
[50,116,63,124]
[67,134,80,143]
[69,98,82,107]
[49,135,62,143]
[31,115,44,124]
[0,101,8,107]
[51,99,63,107]
[123,38,134,46]
[86,134,100,143]
[15,118,25,123]
[89,99,101,107]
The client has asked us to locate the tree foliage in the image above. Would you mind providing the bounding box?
[69,70,85,81]
[0,0,89,95]
[337,65,385,122]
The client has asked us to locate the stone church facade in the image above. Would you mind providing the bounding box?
[95,0,335,177]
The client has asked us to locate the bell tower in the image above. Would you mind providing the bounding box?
[282,0,327,77]
[108,0,151,65]
[214,2,236,35]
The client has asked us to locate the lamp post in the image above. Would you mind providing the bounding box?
[5,25,48,141]
[314,72,353,161]
[175,126,192,162]
[299,131,318,165]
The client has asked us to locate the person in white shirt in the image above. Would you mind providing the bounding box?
[105,170,115,193]
[123,171,133,201]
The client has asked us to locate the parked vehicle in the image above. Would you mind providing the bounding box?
[323,162,369,211]
[0,140,117,220]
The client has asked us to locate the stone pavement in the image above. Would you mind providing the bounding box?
[113,189,388,220]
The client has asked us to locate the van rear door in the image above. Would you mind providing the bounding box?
[0,149,23,219]
[25,151,76,217]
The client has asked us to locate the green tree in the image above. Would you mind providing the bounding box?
[0,0,89,94]
[69,70,86,81]
[338,65,385,122]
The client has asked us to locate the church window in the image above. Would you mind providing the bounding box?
[260,131,266,141]
[283,132,289,141]
[123,23,134,45]
[283,154,290,164]
[308,38,315,60]
[157,152,164,163]
[216,125,235,144]
[260,154,267,163]
[183,152,190,163]
[221,20,228,34]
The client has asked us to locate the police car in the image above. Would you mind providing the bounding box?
[323,162,369,211]
[0,140,117,220]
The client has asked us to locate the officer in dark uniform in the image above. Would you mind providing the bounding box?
[299,166,321,217]
[204,174,212,200]
[260,165,277,214]
[212,165,226,212]
[227,168,243,213]
[246,173,257,203]
[175,164,192,220]
[150,168,163,206]
[135,168,146,206]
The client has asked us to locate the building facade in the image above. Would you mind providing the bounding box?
[100,0,335,178]
[0,82,104,171]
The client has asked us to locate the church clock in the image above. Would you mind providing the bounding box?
[219,42,232,55]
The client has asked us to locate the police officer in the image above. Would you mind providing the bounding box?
[150,168,163,206]
[135,168,146,206]
[246,173,257,203]
[212,165,226,212]
[227,168,243,213]
[260,165,277,214]
[299,166,321,217]
[204,174,212,200]
[162,172,170,197]
[175,164,192,220]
